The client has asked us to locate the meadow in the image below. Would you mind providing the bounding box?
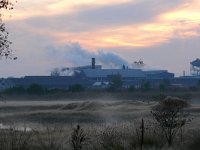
[0,93,200,149]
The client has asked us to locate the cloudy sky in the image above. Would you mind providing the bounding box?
[1,0,200,77]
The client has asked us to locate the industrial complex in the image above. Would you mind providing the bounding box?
[1,58,200,90]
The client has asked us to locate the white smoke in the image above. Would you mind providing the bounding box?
[46,42,129,69]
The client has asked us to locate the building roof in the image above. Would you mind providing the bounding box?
[83,69,146,78]
[74,65,102,70]
[144,70,168,74]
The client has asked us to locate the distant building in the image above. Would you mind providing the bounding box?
[1,58,200,90]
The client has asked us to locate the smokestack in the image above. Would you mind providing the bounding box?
[183,70,186,77]
[92,58,95,69]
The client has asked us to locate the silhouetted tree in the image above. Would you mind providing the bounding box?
[0,23,12,58]
[197,80,200,89]
[0,0,17,59]
[68,84,85,92]
[0,0,16,10]
[4,86,26,94]
[27,84,45,95]
[159,79,170,92]
[151,96,190,146]
[110,74,123,90]
[141,80,151,91]
[128,85,135,92]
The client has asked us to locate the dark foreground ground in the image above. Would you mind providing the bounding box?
[0,93,200,150]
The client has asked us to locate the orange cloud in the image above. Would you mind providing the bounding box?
[40,0,200,50]
[160,0,200,22]
[52,19,199,50]
[47,23,171,50]
[157,0,200,38]
[5,0,200,51]
[4,0,133,20]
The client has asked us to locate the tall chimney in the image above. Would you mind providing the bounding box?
[92,58,95,69]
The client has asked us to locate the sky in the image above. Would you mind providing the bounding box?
[1,0,200,77]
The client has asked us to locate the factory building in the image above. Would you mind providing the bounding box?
[75,58,174,88]
[1,58,200,90]
[81,58,173,79]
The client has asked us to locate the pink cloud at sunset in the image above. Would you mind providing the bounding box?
[0,0,200,77]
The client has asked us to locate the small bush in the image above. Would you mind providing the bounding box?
[71,125,88,150]
[151,96,190,146]
[68,84,85,92]
[128,86,135,92]
[130,120,165,150]
[186,130,200,150]
[98,126,126,150]
[110,75,123,90]
[4,86,26,95]
[141,80,151,92]
[33,126,65,150]
[27,84,45,95]
[0,126,32,150]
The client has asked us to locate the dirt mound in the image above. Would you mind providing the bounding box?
[60,103,80,110]
[112,100,147,106]
[77,101,105,111]
[61,100,148,111]
[60,101,105,111]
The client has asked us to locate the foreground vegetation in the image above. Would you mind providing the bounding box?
[0,96,199,150]
[0,120,199,150]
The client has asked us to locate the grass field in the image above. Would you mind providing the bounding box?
[0,97,200,150]
[0,98,199,128]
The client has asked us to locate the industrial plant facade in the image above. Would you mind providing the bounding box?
[1,58,200,90]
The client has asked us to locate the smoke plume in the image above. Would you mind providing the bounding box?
[46,42,129,69]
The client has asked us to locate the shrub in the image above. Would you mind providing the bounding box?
[197,80,200,89]
[110,75,123,90]
[187,130,200,150]
[159,79,171,92]
[128,86,135,92]
[71,125,88,150]
[4,86,26,95]
[130,120,165,150]
[33,126,65,150]
[68,84,85,92]
[141,80,151,91]
[27,84,45,95]
[98,126,125,150]
[0,126,32,150]
[151,96,190,146]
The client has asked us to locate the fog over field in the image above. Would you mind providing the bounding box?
[0,98,200,130]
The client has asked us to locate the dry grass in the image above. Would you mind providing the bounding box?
[0,98,199,149]
[0,122,198,150]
